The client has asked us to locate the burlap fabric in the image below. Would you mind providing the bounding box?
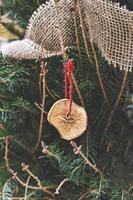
[1,0,76,59]
[1,0,133,72]
[82,0,133,72]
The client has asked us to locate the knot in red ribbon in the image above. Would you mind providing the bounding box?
[64,59,75,115]
[65,59,75,72]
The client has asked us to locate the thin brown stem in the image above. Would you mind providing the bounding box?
[80,151,102,176]
[101,70,128,143]
[70,141,102,177]
[33,62,47,153]
[36,0,40,6]
[4,137,10,172]
[55,178,69,195]
[96,175,103,199]
[24,176,30,200]
[77,0,109,107]
[77,0,92,63]
[34,102,47,114]
[72,73,85,108]
[73,0,81,58]
[78,189,91,200]
[91,42,110,107]
[53,0,67,60]
[45,83,57,100]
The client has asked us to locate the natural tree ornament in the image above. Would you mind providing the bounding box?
[1,0,133,72]
[48,99,88,140]
[48,59,88,140]
[1,0,133,198]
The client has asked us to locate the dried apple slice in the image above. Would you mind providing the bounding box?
[48,99,88,140]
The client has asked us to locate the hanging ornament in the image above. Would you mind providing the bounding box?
[48,60,88,140]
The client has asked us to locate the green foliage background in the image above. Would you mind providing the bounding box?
[0,0,133,199]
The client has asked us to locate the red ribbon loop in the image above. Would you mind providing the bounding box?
[64,59,75,114]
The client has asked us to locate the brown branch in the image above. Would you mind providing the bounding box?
[70,141,102,177]
[33,61,47,153]
[41,141,55,157]
[24,176,30,200]
[10,164,54,198]
[34,102,47,114]
[77,0,109,107]
[72,73,85,108]
[78,189,91,200]
[101,70,128,144]
[4,137,10,172]
[55,178,69,195]
[73,0,81,58]
[36,0,40,6]
[77,0,92,63]
[53,0,67,60]
[3,138,54,198]
[13,137,33,155]
[45,83,57,100]
[91,42,110,107]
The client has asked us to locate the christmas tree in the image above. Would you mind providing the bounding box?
[0,0,133,199]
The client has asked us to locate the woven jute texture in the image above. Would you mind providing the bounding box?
[1,0,133,72]
[1,0,76,59]
[82,0,133,72]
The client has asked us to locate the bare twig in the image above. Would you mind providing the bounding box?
[72,73,85,108]
[78,189,91,200]
[36,0,40,6]
[77,0,92,64]
[13,137,33,154]
[24,176,30,200]
[4,137,10,172]
[73,0,81,58]
[34,102,47,114]
[96,175,103,199]
[77,0,109,107]
[91,42,110,107]
[55,178,69,195]
[101,70,128,144]
[70,141,102,177]
[128,185,133,193]
[45,83,57,100]
[41,141,54,157]
[33,60,47,153]
[10,164,54,198]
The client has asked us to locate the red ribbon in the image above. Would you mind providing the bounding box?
[64,59,75,114]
